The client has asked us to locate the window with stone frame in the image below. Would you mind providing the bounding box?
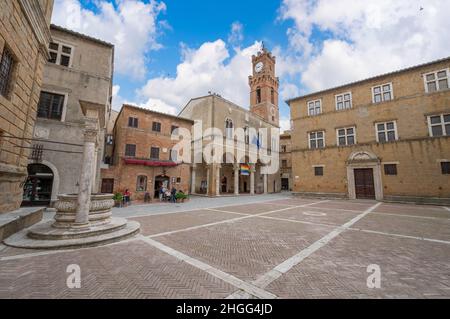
[150,147,160,160]
[225,119,234,139]
[256,87,261,104]
[314,166,324,176]
[176,177,181,183]
[37,91,65,120]
[125,144,136,157]
[376,121,397,143]
[282,160,287,168]
[337,127,356,146]
[309,131,325,149]
[136,175,147,192]
[281,145,287,152]
[307,99,322,116]
[169,149,177,162]
[384,164,398,175]
[128,117,138,128]
[428,114,450,137]
[48,41,73,67]
[372,83,393,103]
[441,161,450,175]
[335,92,352,110]
[152,121,161,132]
[0,46,15,98]
[424,69,449,92]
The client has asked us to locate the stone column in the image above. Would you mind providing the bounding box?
[215,165,221,196]
[191,164,196,194]
[206,165,210,196]
[234,164,239,196]
[263,170,268,194]
[250,165,255,195]
[74,123,97,228]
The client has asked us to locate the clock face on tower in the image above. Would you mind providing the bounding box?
[255,62,264,73]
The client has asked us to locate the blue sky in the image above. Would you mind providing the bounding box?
[52,0,450,131]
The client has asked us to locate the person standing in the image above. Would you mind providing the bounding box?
[123,189,131,207]
[171,187,177,203]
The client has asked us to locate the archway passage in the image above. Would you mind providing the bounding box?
[22,163,54,207]
[154,175,170,199]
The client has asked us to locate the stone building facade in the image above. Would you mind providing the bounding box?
[280,131,292,191]
[22,25,114,207]
[287,57,450,204]
[101,104,193,201]
[0,0,54,213]
[179,48,281,196]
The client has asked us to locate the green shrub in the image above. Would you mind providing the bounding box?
[176,192,188,200]
[113,192,123,202]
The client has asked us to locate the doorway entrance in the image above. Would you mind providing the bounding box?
[354,168,375,199]
[221,176,227,193]
[154,175,170,198]
[22,163,54,206]
[281,178,289,190]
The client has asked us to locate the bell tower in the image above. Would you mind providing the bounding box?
[249,46,280,126]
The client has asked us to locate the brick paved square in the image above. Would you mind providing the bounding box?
[265,230,450,298]
[1,195,449,299]
[0,240,235,299]
[156,217,332,281]
[129,210,239,236]
[353,213,450,241]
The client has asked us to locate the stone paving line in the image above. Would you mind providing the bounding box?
[137,235,278,299]
[120,196,294,219]
[227,202,383,298]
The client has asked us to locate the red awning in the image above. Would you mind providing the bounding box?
[123,158,178,167]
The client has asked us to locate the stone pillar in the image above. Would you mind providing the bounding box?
[74,124,97,228]
[215,165,221,196]
[263,170,268,194]
[191,164,196,194]
[206,165,210,196]
[234,164,239,196]
[250,165,255,195]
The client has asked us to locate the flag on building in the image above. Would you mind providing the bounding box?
[240,164,250,176]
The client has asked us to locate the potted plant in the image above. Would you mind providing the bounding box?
[176,191,189,203]
[113,192,124,207]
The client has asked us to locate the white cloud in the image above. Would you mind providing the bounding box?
[138,40,262,113]
[228,21,244,47]
[279,0,450,93]
[279,117,292,133]
[52,0,166,80]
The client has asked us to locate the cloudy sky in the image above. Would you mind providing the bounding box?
[51,0,450,132]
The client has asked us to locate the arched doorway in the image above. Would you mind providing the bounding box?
[22,163,54,206]
[154,175,170,198]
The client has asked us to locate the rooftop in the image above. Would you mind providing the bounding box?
[50,24,114,48]
[286,56,450,105]
[121,104,195,124]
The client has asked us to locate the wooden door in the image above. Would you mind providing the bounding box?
[354,169,375,199]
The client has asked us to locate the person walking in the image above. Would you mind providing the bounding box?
[159,185,164,202]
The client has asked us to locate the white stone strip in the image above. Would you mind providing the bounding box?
[347,228,450,245]
[371,212,450,221]
[444,207,450,212]
[137,235,277,299]
[148,200,330,239]
[206,208,250,216]
[0,237,142,262]
[124,197,294,219]
[229,202,383,297]
[257,215,337,229]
